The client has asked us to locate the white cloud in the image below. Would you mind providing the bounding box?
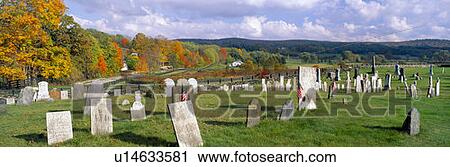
[344,23,359,32]
[431,26,448,33]
[345,0,385,19]
[240,16,266,37]
[301,19,332,39]
[389,16,411,31]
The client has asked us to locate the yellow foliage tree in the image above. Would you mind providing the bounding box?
[0,0,70,81]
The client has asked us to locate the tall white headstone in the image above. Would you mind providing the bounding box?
[435,78,440,97]
[37,81,50,101]
[188,78,198,94]
[164,78,175,97]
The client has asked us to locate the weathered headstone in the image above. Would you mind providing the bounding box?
[188,78,198,94]
[279,100,294,121]
[279,76,285,91]
[60,90,69,100]
[298,66,318,110]
[246,99,261,127]
[37,81,51,101]
[164,78,175,97]
[346,78,352,94]
[167,101,203,147]
[402,108,420,136]
[90,98,113,135]
[84,82,105,116]
[72,83,86,100]
[17,87,35,105]
[49,88,61,100]
[46,111,73,145]
[130,92,146,121]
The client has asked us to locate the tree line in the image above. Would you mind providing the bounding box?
[0,0,286,85]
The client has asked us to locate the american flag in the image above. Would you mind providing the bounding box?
[180,93,188,101]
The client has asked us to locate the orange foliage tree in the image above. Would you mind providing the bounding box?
[219,48,227,64]
[97,54,107,76]
[135,55,149,72]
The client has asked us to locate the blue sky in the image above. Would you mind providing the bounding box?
[66,0,450,41]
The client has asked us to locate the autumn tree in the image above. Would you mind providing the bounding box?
[0,0,71,82]
[97,54,107,76]
[219,48,228,64]
[113,42,123,70]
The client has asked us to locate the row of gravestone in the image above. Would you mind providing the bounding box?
[11,81,70,106]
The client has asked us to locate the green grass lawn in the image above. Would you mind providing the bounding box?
[0,66,449,147]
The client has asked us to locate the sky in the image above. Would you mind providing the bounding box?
[65,0,450,42]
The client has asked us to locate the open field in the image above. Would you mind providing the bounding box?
[0,66,449,147]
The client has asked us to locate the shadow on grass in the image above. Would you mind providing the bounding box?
[204,120,244,126]
[364,125,404,132]
[14,133,46,144]
[112,132,177,147]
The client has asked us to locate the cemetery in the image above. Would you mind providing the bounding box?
[0,63,449,147]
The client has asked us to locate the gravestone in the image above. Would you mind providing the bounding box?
[46,111,73,145]
[188,78,198,94]
[298,66,318,110]
[164,78,175,97]
[125,85,132,94]
[223,84,229,92]
[167,101,203,147]
[90,98,113,135]
[429,64,433,76]
[17,87,35,105]
[399,68,405,82]
[130,92,146,121]
[376,78,382,92]
[279,100,294,121]
[285,79,292,91]
[261,79,267,92]
[72,83,86,100]
[353,67,359,79]
[402,108,420,136]
[84,82,105,116]
[0,98,6,105]
[384,73,391,90]
[60,90,69,100]
[316,68,322,90]
[427,76,434,98]
[37,81,51,101]
[346,78,352,94]
[335,69,340,81]
[49,88,61,100]
[113,89,121,96]
[435,78,440,97]
[121,99,130,106]
[395,64,400,76]
[6,97,15,105]
[410,82,418,99]
[279,76,285,91]
[246,99,261,127]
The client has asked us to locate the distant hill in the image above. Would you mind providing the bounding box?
[179,38,450,59]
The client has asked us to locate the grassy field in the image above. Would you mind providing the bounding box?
[0,66,449,147]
